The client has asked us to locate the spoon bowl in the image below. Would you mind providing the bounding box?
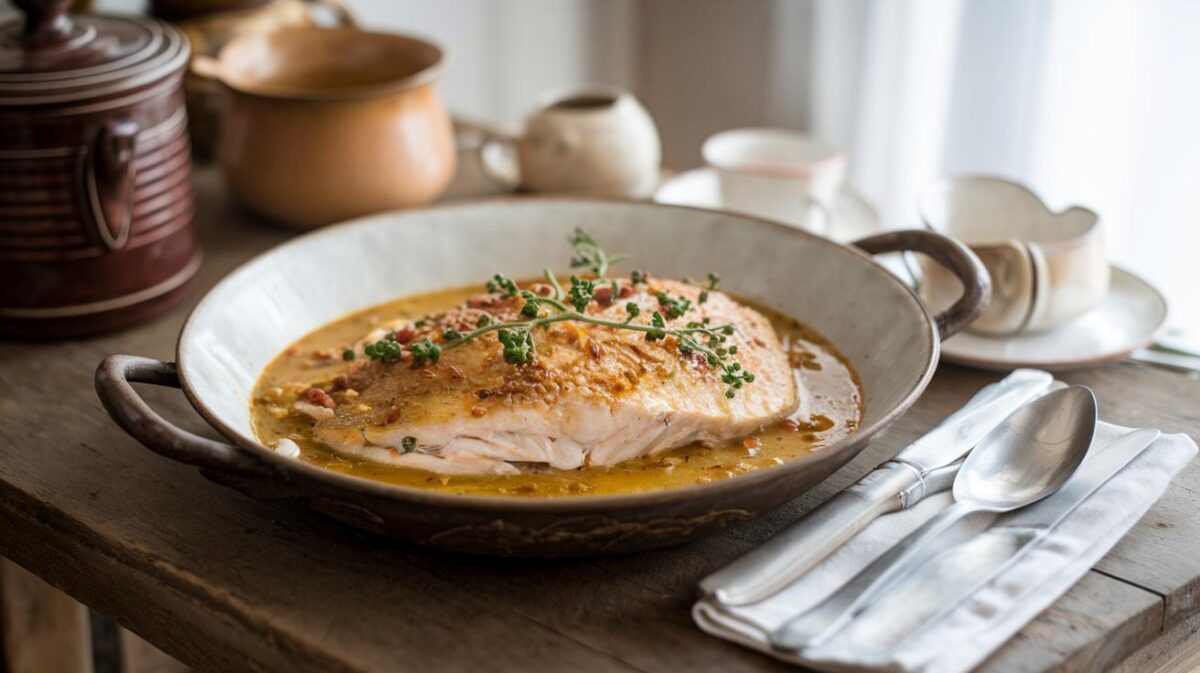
[955,386,1097,510]
[771,384,1097,651]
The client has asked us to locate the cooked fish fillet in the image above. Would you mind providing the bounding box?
[311,279,797,475]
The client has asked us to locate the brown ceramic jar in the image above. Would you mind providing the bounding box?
[0,0,199,338]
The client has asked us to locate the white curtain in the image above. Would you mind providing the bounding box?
[810,0,1200,334]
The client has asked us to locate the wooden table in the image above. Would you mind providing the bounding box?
[3,168,1200,673]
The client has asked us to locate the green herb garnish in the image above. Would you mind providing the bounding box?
[401,436,417,453]
[486,273,519,297]
[409,338,441,366]
[363,332,403,362]
[386,230,751,397]
[342,348,356,361]
[568,227,627,277]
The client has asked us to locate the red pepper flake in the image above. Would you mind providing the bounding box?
[593,287,613,306]
[618,285,634,298]
[742,436,762,449]
[780,418,801,432]
[392,327,416,344]
[304,387,336,409]
[467,295,500,309]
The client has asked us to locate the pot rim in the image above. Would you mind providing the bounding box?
[174,196,941,513]
[203,26,447,102]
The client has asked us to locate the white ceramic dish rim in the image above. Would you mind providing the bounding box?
[172,197,942,511]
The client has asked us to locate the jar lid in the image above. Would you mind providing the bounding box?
[0,0,189,106]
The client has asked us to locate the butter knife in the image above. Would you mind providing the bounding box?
[770,426,1161,651]
[701,368,1054,606]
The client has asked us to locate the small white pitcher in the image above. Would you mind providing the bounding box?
[479,86,661,199]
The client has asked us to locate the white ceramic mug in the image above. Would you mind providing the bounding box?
[479,86,661,198]
[701,128,845,233]
[917,176,1110,336]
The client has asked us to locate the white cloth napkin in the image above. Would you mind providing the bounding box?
[694,422,1197,673]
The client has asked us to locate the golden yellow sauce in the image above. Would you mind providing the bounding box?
[251,284,863,497]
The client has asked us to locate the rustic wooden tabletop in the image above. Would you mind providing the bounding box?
[2,168,1200,673]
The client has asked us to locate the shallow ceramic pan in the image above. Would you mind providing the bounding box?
[95,199,988,557]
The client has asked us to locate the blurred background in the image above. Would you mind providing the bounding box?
[64,0,1200,332]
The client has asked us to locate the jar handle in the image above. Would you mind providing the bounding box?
[82,120,140,252]
[13,0,75,46]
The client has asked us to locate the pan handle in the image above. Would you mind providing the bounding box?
[853,230,991,340]
[95,355,265,475]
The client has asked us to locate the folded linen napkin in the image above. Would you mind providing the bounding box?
[694,422,1196,673]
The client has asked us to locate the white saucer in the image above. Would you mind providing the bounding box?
[940,266,1168,371]
[653,168,882,243]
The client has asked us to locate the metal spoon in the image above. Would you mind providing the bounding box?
[770,385,1097,652]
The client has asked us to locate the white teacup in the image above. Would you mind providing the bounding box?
[701,128,845,233]
[917,176,1110,336]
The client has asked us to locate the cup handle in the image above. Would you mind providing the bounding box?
[81,120,139,252]
[1020,242,1051,332]
[304,0,358,27]
[853,230,992,340]
[191,54,223,81]
[477,131,522,191]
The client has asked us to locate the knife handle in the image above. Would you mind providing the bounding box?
[700,461,922,606]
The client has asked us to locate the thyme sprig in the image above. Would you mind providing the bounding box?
[363,230,753,398]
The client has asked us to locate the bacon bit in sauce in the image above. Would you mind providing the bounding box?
[304,387,336,409]
[329,375,349,392]
[618,284,634,299]
[471,405,487,417]
[742,436,762,450]
[392,327,416,344]
[467,295,500,309]
[310,349,336,362]
[593,287,613,305]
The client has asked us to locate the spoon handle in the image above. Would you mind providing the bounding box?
[770,500,977,651]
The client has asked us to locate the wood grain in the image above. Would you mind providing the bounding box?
[0,560,92,673]
[119,630,189,673]
[0,168,1197,672]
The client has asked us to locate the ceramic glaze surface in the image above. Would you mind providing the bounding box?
[201,27,455,227]
[919,176,1108,335]
[482,87,661,199]
[940,266,1166,370]
[94,200,987,556]
[179,201,935,451]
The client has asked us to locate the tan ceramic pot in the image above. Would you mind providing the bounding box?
[195,27,455,228]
